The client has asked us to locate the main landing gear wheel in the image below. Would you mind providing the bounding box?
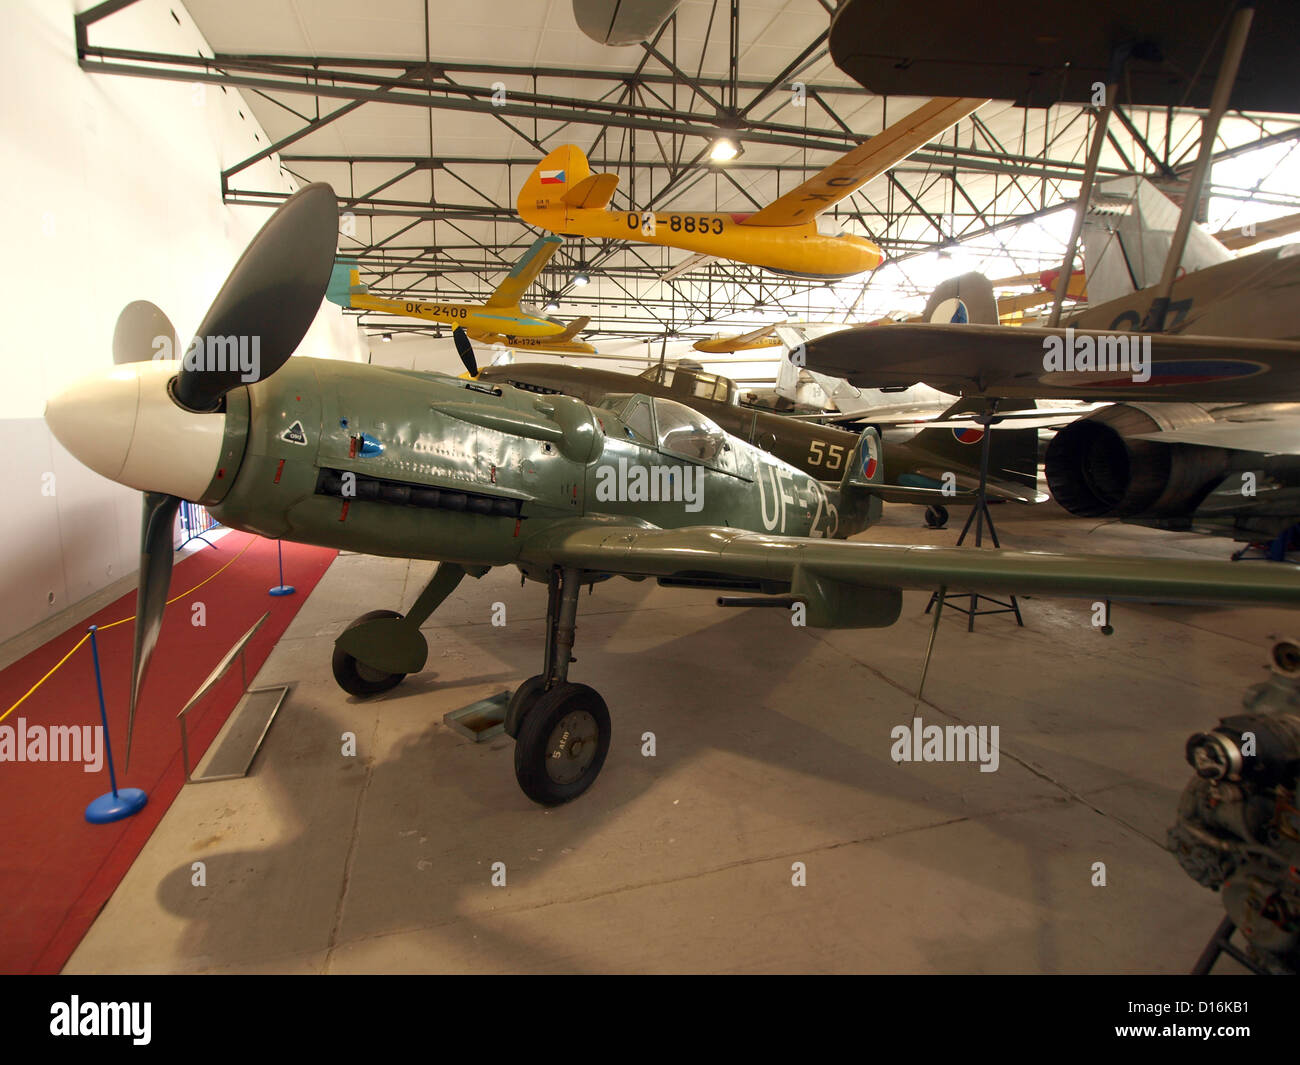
[513,682,611,806]
[332,609,408,697]
[924,504,949,529]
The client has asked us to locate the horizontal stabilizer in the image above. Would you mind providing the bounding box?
[562,173,619,209]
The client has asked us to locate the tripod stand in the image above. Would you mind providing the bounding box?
[925,404,1024,631]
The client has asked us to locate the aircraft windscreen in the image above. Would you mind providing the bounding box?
[652,398,725,462]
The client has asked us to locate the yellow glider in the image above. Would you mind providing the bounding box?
[470,315,597,355]
[327,235,568,338]
[518,97,986,279]
[693,325,783,353]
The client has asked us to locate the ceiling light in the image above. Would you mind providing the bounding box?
[572,272,590,287]
[710,136,740,163]
[382,333,392,342]
[544,301,560,314]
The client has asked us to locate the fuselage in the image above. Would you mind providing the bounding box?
[348,291,565,338]
[195,359,865,572]
[474,362,1038,497]
[521,205,883,280]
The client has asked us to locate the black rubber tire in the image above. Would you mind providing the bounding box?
[924,504,949,529]
[513,682,611,806]
[332,609,407,697]
[504,674,547,738]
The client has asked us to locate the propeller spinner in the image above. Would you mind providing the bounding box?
[45,183,340,765]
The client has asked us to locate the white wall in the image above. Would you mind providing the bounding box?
[0,0,367,645]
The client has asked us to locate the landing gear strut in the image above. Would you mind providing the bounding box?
[507,565,611,806]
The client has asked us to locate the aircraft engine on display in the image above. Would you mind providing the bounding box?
[1044,403,1232,518]
[1168,639,1300,975]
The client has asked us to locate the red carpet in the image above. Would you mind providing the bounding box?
[0,532,336,973]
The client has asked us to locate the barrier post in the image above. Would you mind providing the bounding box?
[84,625,148,824]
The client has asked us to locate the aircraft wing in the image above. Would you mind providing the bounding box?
[1131,418,1300,455]
[805,322,1300,403]
[517,522,1300,626]
[486,235,563,308]
[663,252,719,281]
[740,97,986,227]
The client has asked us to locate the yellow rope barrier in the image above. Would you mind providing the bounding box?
[0,536,258,724]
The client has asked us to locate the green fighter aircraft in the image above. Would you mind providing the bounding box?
[43,185,1300,805]
[474,359,1045,526]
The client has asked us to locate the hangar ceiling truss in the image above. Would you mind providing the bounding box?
[75,0,1300,341]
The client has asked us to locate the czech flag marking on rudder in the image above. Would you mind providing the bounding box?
[539,170,565,185]
[861,434,879,479]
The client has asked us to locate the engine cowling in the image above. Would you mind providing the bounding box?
[1044,402,1229,518]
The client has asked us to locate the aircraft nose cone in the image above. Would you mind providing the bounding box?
[45,361,228,500]
[45,365,141,483]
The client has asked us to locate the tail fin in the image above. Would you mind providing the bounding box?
[518,146,601,220]
[912,398,1040,497]
[1083,176,1232,306]
[832,425,885,535]
[326,258,366,308]
[922,272,997,325]
[557,315,591,341]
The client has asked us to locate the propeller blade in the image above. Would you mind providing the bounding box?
[453,326,479,377]
[113,300,177,365]
[125,492,181,768]
[174,183,339,412]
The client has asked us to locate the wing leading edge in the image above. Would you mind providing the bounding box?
[517,522,1300,628]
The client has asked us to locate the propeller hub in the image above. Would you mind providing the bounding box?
[45,361,228,501]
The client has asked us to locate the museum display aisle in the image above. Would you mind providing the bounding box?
[0,533,336,973]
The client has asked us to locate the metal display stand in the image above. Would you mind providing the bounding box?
[925,406,1024,631]
[177,611,291,783]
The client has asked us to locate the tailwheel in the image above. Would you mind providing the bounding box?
[924,504,949,529]
[332,609,407,696]
[513,682,610,806]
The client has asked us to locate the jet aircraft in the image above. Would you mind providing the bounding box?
[44,186,1300,805]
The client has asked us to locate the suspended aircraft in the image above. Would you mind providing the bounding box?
[326,235,571,339]
[693,326,783,354]
[472,316,597,356]
[517,97,986,279]
[43,186,1300,805]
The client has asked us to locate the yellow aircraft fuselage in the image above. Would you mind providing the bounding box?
[350,292,565,338]
[470,331,597,355]
[525,204,881,279]
[693,335,783,354]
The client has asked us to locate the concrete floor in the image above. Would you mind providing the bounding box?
[64,501,1283,974]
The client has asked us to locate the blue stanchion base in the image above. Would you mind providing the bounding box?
[269,585,296,596]
[85,788,148,824]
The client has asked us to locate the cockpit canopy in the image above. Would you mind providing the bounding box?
[597,392,728,463]
[636,362,735,405]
